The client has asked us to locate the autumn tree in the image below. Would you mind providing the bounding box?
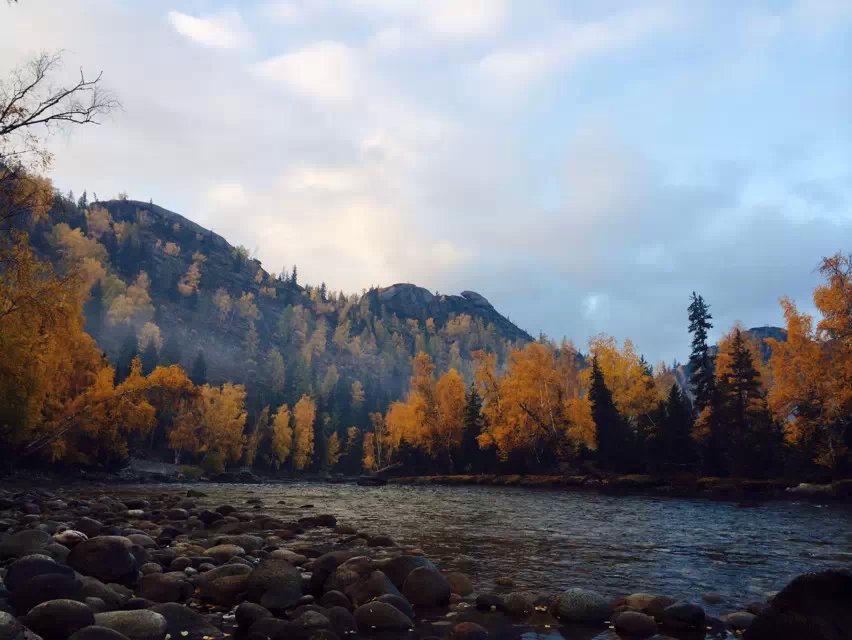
[270,404,293,470]
[291,394,316,470]
[325,432,341,469]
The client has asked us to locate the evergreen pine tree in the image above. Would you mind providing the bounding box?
[589,356,631,472]
[687,292,716,411]
[190,351,208,385]
[660,384,697,471]
[291,264,298,286]
[460,384,487,472]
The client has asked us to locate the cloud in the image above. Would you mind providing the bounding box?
[207,183,246,207]
[254,41,359,102]
[478,5,673,92]
[422,0,508,37]
[167,9,247,49]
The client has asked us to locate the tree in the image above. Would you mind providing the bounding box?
[589,356,632,472]
[270,404,293,470]
[264,348,285,393]
[688,292,716,412]
[460,384,489,473]
[140,340,159,376]
[648,384,696,472]
[161,332,182,366]
[292,395,316,470]
[195,383,247,471]
[325,432,341,469]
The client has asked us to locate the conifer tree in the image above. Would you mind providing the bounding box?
[687,292,715,411]
[589,356,631,471]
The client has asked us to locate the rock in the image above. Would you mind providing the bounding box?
[68,626,131,640]
[74,520,104,539]
[745,570,852,640]
[11,573,84,614]
[724,611,755,630]
[475,594,506,612]
[139,564,161,576]
[402,567,450,608]
[381,555,437,589]
[376,594,414,620]
[644,596,676,620]
[495,576,513,587]
[445,572,473,596]
[149,603,222,640]
[320,591,351,610]
[556,588,611,623]
[294,611,330,629]
[247,558,302,610]
[504,592,533,617]
[5,557,75,591]
[248,618,302,640]
[353,602,413,631]
[79,577,124,611]
[702,592,722,604]
[614,611,658,638]
[269,550,307,565]
[345,571,401,608]
[235,603,271,630]
[0,531,51,559]
[24,599,95,640]
[326,606,356,637]
[211,535,263,553]
[164,509,188,521]
[53,531,88,548]
[205,544,243,563]
[661,602,705,630]
[137,574,192,603]
[67,537,137,585]
[125,536,155,549]
[367,535,396,548]
[0,612,27,640]
[93,611,167,640]
[452,622,488,640]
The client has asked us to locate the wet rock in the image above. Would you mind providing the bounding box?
[53,532,88,548]
[644,596,676,620]
[79,577,124,612]
[164,509,188,521]
[381,555,437,589]
[11,573,84,614]
[475,594,506,612]
[614,611,658,638]
[248,618,303,640]
[93,611,167,640]
[269,550,306,565]
[197,565,251,607]
[402,567,450,608]
[137,574,192,603]
[724,611,755,630]
[74,520,104,539]
[745,570,852,640]
[0,530,51,559]
[24,599,95,640]
[445,572,473,596]
[149,603,222,640]
[139,564,161,576]
[246,558,302,610]
[294,611,330,629]
[504,592,533,617]
[211,535,263,553]
[68,626,131,640]
[452,622,488,640]
[5,557,75,592]
[556,588,611,623]
[205,544,243,563]
[67,537,137,585]
[366,535,396,548]
[376,595,414,620]
[661,602,705,630]
[326,607,356,637]
[125,536,155,549]
[320,592,351,610]
[298,515,337,529]
[495,576,514,587]
[353,602,413,631]
[235,602,272,630]
[345,571,400,608]
[0,611,27,640]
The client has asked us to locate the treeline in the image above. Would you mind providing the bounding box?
[363,258,851,480]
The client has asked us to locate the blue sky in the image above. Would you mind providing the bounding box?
[2,0,850,363]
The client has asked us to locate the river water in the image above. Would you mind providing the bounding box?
[109,482,851,637]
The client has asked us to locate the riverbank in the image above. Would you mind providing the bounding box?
[2,483,848,640]
[389,473,852,501]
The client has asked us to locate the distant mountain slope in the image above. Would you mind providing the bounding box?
[32,195,531,428]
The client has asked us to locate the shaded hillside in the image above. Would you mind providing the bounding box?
[29,194,531,434]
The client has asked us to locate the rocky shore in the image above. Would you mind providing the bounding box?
[0,485,849,640]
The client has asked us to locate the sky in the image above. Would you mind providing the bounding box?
[2,0,850,363]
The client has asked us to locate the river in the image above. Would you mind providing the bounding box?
[111,481,851,621]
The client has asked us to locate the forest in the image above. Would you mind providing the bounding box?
[1,53,850,482]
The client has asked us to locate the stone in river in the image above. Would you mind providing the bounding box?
[149,603,223,640]
[326,606,357,637]
[723,611,755,630]
[556,588,611,623]
[661,602,705,630]
[235,602,272,630]
[613,610,658,638]
[67,537,137,585]
[320,591,351,611]
[68,627,131,640]
[376,594,414,619]
[0,530,51,559]
[24,599,95,640]
[353,602,413,631]
[11,573,84,614]
[381,555,437,589]
[93,611,167,640]
[0,611,27,640]
[445,572,473,596]
[136,573,192,603]
[452,622,489,640]
[5,557,75,591]
[402,567,450,608]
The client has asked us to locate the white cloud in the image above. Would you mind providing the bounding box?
[254,41,359,102]
[167,9,247,49]
[207,182,246,207]
[423,0,507,37]
[478,6,673,92]
[367,26,406,52]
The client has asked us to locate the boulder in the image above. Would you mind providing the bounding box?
[92,611,167,640]
[68,626,131,640]
[319,591,351,611]
[53,531,88,548]
[745,570,852,640]
[234,603,271,630]
[376,595,414,620]
[11,573,84,614]
[205,545,243,563]
[556,588,611,623]
[149,603,222,640]
[504,592,533,617]
[211,535,263,553]
[5,557,75,592]
[724,611,755,631]
[137,574,192,603]
[661,602,705,630]
[353,602,413,631]
[67,538,136,585]
[401,567,450,608]
[73,520,104,539]
[381,555,438,589]
[24,599,95,640]
[345,571,400,608]
[613,611,657,638]
[0,612,27,640]
[0,531,51,559]
[246,558,302,610]
[445,572,473,596]
[248,618,302,640]
[79,577,125,612]
[452,622,488,640]
[326,606,357,637]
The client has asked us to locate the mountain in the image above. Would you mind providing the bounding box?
[30,195,531,427]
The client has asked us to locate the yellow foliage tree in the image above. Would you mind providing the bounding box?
[270,403,293,470]
[325,432,341,468]
[291,395,316,470]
